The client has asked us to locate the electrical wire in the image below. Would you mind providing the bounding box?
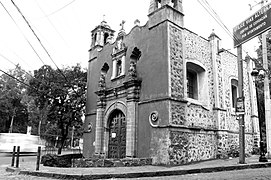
[0,68,31,89]
[35,1,71,48]
[11,0,59,70]
[197,0,256,58]
[35,0,76,62]
[0,1,46,65]
[10,0,75,92]
[0,52,35,79]
[202,0,244,44]
[43,0,76,17]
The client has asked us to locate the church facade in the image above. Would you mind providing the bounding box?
[83,0,259,165]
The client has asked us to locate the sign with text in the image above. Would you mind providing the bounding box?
[233,3,271,47]
[236,97,245,113]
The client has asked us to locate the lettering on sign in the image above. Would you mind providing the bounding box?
[233,3,271,47]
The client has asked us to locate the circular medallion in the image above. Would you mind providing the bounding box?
[150,111,159,122]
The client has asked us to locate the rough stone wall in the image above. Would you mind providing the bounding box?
[168,26,217,164]
[186,104,215,128]
[242,62,253,133]
[170,102,186,125]
[170,101,215,128]
[169,25,184,99]
[221,52,239,132]
[217,132,228,157]
[221,52,253,134]
[183,29,215,109]
[167,25,254,164]
[216,56,225,108]
[169,130,217,165]
[221,51,254,154]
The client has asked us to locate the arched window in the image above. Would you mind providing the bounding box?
[186,62,206,100]
[187,69,198,99]
[116,60,122,76]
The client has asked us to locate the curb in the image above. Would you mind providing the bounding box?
[7,162,271,179]
[6,167,21,173]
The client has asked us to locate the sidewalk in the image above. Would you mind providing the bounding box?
[6,155,271,179]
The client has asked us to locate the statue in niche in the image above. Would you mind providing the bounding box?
[98,73,106,90]
[128,60,137,80]
[128,47,141,80]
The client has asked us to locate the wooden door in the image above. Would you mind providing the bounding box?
[108,110,126,158]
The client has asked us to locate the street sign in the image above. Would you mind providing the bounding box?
[233,2,271,47]
[236,97,245,113]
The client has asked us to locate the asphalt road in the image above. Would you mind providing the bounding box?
[1,154,271,180]
[0,153,36,166]
[0,154,53,180]
[121,167,271,180]
[3,167,271,180]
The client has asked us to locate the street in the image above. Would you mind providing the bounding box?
[118,167,271,180]
[1,166,271,180]
[1,153,271,180]
[0,153,55,180]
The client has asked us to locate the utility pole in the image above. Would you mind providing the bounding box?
[237,45,245,164]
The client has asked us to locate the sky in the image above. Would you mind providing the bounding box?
[0,0,267,73]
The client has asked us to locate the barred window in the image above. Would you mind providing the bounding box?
[187,70,198,99]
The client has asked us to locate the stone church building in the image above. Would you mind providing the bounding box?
[83,0,259,165]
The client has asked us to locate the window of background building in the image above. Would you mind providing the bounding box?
[231,79,238,109]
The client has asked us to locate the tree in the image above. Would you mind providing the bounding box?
[28,64,87,154]
[0,65,32,133]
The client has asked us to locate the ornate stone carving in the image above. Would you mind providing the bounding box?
[112,21,127,56]
[128,60,137,80]
[150,111,159,122]
[98,73,106,90]
[128,47,141,80]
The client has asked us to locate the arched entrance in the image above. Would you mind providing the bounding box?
[108,109,126,158]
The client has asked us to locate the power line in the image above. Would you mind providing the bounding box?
[0,1,46,65]
[197,0,255,58]
[0,68,31,89]
[10,0,74,89]
[0,52,34,79]
[202,0,243,44]
[44,0,76,17]
[35,1,75,58]
[11,0,59,69]
[0,68,49,98]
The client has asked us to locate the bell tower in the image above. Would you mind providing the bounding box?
[148,0,184,29]
[90,20,115,51]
